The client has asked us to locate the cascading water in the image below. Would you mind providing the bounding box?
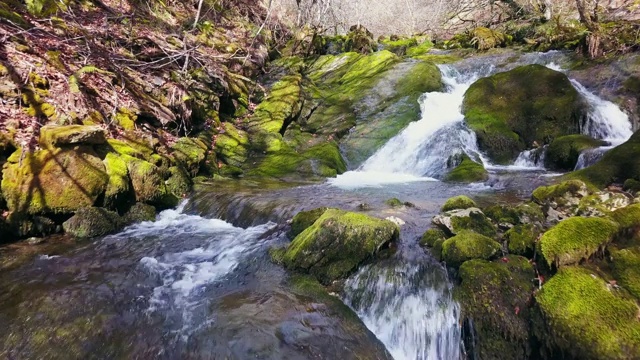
[343,258,461,360]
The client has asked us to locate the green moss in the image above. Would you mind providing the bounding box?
[102,153,130,209]
[247,142,346,179]
[445,154,488,182]
[451,211,498,238]
[611,203,640,230]
[441,230,501,267]
[215,122,249,167]
[532,180,589,205]
[121,154,168,205]
[623,178,640,193]
[283,209,399,284]
[114,108,137,130]
[515,202,545,224]
[62,207,122,238]
[289,207,329,239]
[540,216,619,268]
[471,27,507,50]
[536,266,640,359]
[165,166,192,198]
[268,246,287,265]
[545,135,606,171]
[442,195,477,212]
[393,61,443,97]
[406,40,434,57]
[455,256,535,359]
[379,38,418,56]
[122,202,156,225]
[565,130,640,188]
[610,247,640,300]
[463,65,583,164]
[506,224,540,256]
[1,147,108,214]
[385,198,404,207]
[171,137,207,176]
[419,228,447,247]
[39,125,106,148]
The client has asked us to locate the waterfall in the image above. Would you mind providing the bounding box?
[343,259,462,360]
[571,80,632,144]
[512,147,546,169]
[574,146,612,170]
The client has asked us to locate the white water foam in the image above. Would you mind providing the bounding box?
[343,263,461,360]
[115,202,275,333]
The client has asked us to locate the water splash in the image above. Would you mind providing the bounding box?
[574,146,613,170]
[343,260,461,360]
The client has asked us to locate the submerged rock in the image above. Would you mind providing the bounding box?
[283,209,399,284]
[535,267,640,359]
[62,207,122,238]
[463,64,584,164]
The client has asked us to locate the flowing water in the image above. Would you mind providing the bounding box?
[0,50,634,360]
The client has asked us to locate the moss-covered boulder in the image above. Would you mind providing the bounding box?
[610,203,640,243]
[444,154,488,182]
[441,195,476,212]
[283,209,399,284]
[344,25,376,54]
[539,217,619,268]
[39,125,106,148]
[514,202,545,224]
[165,166,192,199]
[441,230,501,267]
[122,203,156,225]
[610,247,640,301]
[62,207,122,238]
[419,228,448,247]
[170,137,207,176]
[545,135,606,171]
[463,65,584,164]
[215,122,249,167]
[535,267,640,359]
[123,155,173,207]
[102,153,131,210]
[576,191,632,216]
[484,204,520,226]
[1,147,108,214]
[532,180,589,207]
[471,27,508,50]
[432,208,497,238]
[505,224,540,256]
[566,130,640,188]
[456,256,535,359]
[288,207,328,239]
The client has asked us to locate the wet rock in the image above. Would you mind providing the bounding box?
[39,125,106,148]
[539,216,618,268]
[535,267,640,359]
[532,180,590,219]
[545,134,607,171]
[505,224,540,257]
[440,230,501,267]
[288,207,328,239]
[577,191,632,216]
[384,216,405,226]
[456,256,535,359]
[1,147,108,215]
[63,207,123,238]
[441,195,476,212]
[463,65,585,164]
[433,207,497,237]
[444,154,488,183]
[122,203,156,225]
[283,209,399,284]
[170,137,207,177]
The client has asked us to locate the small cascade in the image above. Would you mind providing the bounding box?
[571,80,632,144]
[343,259,461,360]
[574,146,612,170]
[513,147,546,169]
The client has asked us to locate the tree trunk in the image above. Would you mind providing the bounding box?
[575,0,602,58]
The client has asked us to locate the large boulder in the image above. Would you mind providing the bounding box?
[1,147,108,214]
[539,216,619,268]
[456,256,535,359]
[282,208,399,284]
[463,65,585,164]
[444,154,488,183]
[441,195,477,212]
[535,267,640,359]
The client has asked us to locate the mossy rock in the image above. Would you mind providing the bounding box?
[122,155,171,206]
[532,180,589,206]
[566,130,640,188]
[170,137,207,176]
[433,208,497,238]
[62,207,122,238]
[444,154,488,182]
[379,37,418,56]
[5,213,56,239]
[215,122,249,167]
[611,203,640,231]
[283,209,399,284]
[419,228,447,247]
[514,202,545,224]
[576,192,631,216]
[456,256,535,359]
[289,207,329,239]
[535,266,640,359]
[122,203,156,225]
[505,224,540,256]
[545,135,607,171]
[623,178,640,193]
[463,65,584,164]
[441,195,476,212]
[102,153,131,210]
[441,230,501,268]
[165,166,192,199]
[471,27,507,50]
[106,138,154,160]
[539,216,619,268]
[344,25,376,54]
[384,198,404,207]
[1,147,108,215]
[39,125,106,148]
[484,204,520,225]
[247,142,346,179]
